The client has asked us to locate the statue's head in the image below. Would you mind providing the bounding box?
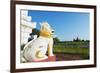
[40,22,54,38]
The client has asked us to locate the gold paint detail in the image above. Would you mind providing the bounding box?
[40,30,52,38]
[35,50,45,59]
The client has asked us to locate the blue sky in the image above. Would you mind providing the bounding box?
[28,10,90,41]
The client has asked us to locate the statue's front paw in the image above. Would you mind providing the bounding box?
[49,54,55,57]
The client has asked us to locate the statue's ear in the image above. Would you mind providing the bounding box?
[40,22,47,31]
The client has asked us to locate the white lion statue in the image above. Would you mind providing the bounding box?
[23,22,55,62]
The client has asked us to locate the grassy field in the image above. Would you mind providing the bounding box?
[53,41,89,60]
[21,41,89,61]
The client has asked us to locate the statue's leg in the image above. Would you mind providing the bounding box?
[48,39,54,56]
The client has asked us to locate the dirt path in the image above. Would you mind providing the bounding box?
[55,53,84,61]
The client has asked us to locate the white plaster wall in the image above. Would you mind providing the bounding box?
[21,10,36,44]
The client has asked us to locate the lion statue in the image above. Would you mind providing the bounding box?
[23,22,55,62]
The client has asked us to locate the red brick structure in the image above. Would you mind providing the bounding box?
[33,56,56,62]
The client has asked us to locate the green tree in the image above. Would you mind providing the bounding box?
[21,44,25,50]
[32,28,40,37]
[53,37,60,44]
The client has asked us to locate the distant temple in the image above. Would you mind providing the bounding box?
[21,10,37,45]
